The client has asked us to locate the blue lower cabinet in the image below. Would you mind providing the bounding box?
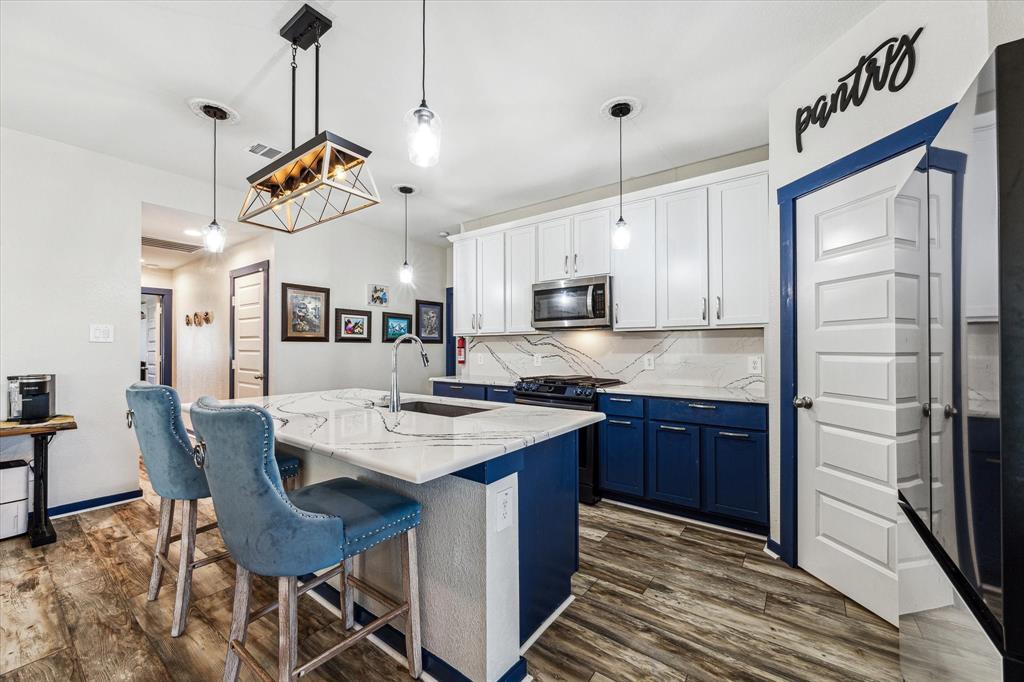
[646,421,701,508]
[702,427,767,524]
[486,386,516,403]
[598,417,645,496]
[432,382,486,401]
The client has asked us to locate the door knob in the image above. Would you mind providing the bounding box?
[254,374,264,380]
[792,396,813,409]
[922,403,931,417]
[943,403,958,419]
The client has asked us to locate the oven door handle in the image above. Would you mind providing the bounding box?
[586,285,594,318]
[514,397,594,411]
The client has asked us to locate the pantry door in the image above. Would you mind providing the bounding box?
[795,147,927,626]
[230,261,269,399]
[144,296,161,384]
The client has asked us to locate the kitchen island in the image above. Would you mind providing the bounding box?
[184,388,602,682]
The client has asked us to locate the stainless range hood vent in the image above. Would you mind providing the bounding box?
[141,236,203,253]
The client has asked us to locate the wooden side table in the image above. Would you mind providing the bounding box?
[0,415,77,546]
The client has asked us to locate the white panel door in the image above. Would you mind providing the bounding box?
[505,225,537,333]
[537,217,572,282]
[144,297,161,384]
[572,208,611,277]
[612,199,656,330]
[796,148,926,626]
[453,238,478,335]
[233,269,266,399]
[709,173,769,325]
[476,233,506,334]
[657,187,709,328]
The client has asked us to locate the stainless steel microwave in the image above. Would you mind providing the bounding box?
[532,275,612,329]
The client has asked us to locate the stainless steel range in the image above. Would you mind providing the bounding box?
[513,375,622,504]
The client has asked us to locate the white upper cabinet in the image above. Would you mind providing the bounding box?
[612,199,656,330]
[452,238,478,336]
[657,187,709,328]
[477,233,506,334]
[537,217,572,281]
[505,225,537,333]
[708,173,769,326]
[572,208,611,277]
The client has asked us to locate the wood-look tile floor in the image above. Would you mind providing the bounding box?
[0,467,898,681]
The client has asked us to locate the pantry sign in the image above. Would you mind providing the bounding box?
[795,27,925,153]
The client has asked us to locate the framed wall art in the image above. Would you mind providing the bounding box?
[281,282,330,342]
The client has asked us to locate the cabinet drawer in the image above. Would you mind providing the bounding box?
[597,394,645,418]
[432,382,487,401]
[486,386,515,403]
[702,427,767,524]
[598,417,645,496]
[648,398,766,430]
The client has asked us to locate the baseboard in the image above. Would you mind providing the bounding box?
[764,538,784,559]
[32,489,143,520]
[520,595,573,654]
[601,497,767,540]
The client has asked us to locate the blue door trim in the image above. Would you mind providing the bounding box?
[445,286,456,376]
[775,104,956,567]
[141,286,173,386]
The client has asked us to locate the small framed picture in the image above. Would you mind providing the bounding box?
[367,283,390,307]
[415,300,444,344]
[335,308,371,342]
[281,283,330,342]
[382,312,413,342]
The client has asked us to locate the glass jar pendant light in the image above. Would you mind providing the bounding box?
[610,101,632,251]
[405,0,441,167]
[395,185,417,283]
[202,105,228,253]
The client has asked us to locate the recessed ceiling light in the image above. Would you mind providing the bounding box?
[140,258,145,263]
[184,228,203,237]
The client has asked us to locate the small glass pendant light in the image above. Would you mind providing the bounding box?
[202,105,228,253]
[405,0,441,167]
[396,185,417,283]
[610,101,632,250]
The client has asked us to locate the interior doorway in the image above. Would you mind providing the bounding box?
[229,261,269,398]
[141,287,173,386]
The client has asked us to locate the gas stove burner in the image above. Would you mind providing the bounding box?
[520,375,623,388]
[513,375,623,405]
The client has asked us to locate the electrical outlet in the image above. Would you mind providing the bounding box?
[643,356,655,371]
[533,354,542,367]
[496,487,513,531]
[748,355,764,375]
[476,352,485,366]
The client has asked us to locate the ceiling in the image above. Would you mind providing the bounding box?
[0,1,880,241]
[139,202,265,269]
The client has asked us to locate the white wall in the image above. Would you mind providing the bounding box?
[141,267,173,289]
[764,0,1023,542]
[270,223,448,396]
[0,127,242,508]
[171,236,273,403]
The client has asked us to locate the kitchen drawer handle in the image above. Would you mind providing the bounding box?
[492,388,509,393]
[608,397,632,403]
[687,403,716,410]
[608,419,632,426]
[449,385,463,390]
[659,425,687,432]
[719,431,749,439]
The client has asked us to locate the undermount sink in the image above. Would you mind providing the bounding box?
[397,401,493,418]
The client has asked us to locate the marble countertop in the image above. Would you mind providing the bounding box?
[183,388,604,484]
[429,375,767,404]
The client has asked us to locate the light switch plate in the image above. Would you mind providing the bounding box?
[89,324,114,343]
[643,356,655,370]
[496,487,513,531]
[533,354,542,367]
[476,352,484,366]
[748,355,764,375]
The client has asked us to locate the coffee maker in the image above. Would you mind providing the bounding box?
[6,375,56,423]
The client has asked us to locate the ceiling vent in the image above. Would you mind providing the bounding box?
[141,236,203,253]
[247,142,283,160]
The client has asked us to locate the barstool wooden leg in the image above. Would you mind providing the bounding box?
[223,564,252,682]
[339,557,354,629]
[279,576,298,682]
[401,528,422,679]
[148,497,175,601]
[171,498,197,637]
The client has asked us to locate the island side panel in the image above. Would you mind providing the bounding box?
[517,431,579,645]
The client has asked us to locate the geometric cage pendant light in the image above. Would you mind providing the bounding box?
[238,4,380,234]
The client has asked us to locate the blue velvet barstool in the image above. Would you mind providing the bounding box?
[189,396,423,682]
[125,382,303,638]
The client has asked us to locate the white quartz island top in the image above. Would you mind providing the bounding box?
[183,388,603,485]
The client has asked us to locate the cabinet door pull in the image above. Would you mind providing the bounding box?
[702,297,707,321]
[479,313,483,329]
[659,425,687,432]
[716,296,722,320]
[719,431,749,439]
[614,303,620,324]
[564,255,569,275]
[608,397,632,403]
[608,419,632,426]
[573,253,578,274]
[687,403,716,410]
[492,388,509,393]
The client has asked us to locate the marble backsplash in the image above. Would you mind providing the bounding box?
[966,321,999,416]
[462,328,766,395]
